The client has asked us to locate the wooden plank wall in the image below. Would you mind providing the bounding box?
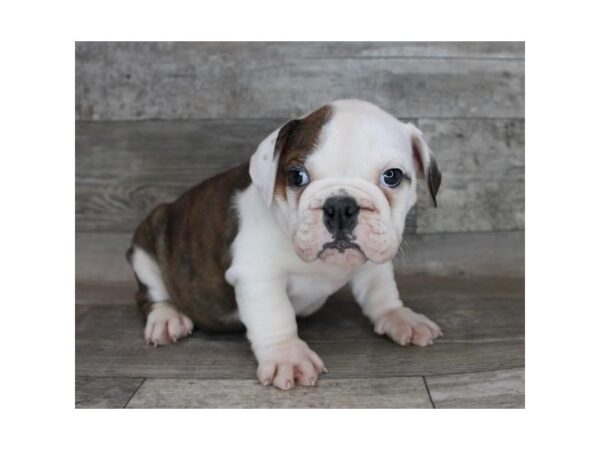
[76,42,524,236]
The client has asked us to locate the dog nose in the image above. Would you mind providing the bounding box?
[323,196,359,234]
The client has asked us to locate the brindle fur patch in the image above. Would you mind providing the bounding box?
[274,105,332,200]
[127,163,251,332]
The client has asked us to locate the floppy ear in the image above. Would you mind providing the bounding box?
[249,120,297,207]
[407,123,442,207]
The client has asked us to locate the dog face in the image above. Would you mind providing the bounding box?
[250,99,441,267]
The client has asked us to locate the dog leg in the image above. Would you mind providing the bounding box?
[234,279,326,389]
[130,246,193,346]
[350,262,443,347]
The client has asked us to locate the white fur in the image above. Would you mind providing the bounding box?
[131,247,194,346]
[249,127,283,207]
[144,302,194,346]
[271,99,420,266]
[130,247,169,302]
[230,99,442,389]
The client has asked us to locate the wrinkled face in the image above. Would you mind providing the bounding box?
[250,100,441,267]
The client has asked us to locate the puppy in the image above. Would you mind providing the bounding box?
[127,99,443,390]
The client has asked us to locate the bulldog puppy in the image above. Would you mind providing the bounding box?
[127,99,443,390]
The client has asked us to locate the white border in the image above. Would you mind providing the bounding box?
[3,0,600,449]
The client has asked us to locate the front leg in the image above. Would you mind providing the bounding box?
[351,262,443,346]
[234,279,326,390]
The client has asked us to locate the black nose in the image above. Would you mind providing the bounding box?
[323,196,360,235]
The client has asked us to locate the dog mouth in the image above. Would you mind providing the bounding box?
[317,236,365,257]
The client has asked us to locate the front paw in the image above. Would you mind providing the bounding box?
[375,307,443,347]
[255,338,327,390]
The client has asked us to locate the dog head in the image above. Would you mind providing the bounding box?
[250,99,441,267]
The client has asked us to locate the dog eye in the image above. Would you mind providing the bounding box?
[287,168,310,187]
[381,168,404,188]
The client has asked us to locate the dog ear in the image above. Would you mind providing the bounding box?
[407,123,442,207]
[249,120,298,207]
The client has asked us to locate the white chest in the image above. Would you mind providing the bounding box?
[287,270,351,317]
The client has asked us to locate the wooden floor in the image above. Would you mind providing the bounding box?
[76,269,524,408]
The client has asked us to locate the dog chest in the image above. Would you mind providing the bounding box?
[286,271,349,316]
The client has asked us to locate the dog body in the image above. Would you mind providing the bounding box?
[128,99,443,390]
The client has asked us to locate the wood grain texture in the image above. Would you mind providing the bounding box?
[416,119,525,233]
[397,230,524,277]
[75,230,524,284]
[76,42,524,63]
[76,42,524,121]
[76,291,524,342]
[426,368,524,408]
[76,232,132,284]
[76,119,417,233]
[75,272,524,407]
[76,118,523,235]
[126,377,431,408]
[76,119,278,232]
[76,281,136,305]
[76,275,524,306]
[75,376,144,408]
[76,290,523,379]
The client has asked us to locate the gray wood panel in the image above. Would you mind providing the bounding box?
[76,42,524,62]
[76,42,524,121]
[75,119,416,233]
[75,376,144,408]
[397,230,524,277]
[76,290,523,379]
[426,368,524,408]
[76,119,277,233]
[126,377,431,408]
[416,118,524,233]
[76,118,523,235]
[75,230,524,285]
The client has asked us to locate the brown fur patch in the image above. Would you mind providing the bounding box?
[274,105,332,200]
[127,163,251,332]
[411,134,442,207]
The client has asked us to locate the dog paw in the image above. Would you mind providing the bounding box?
[144,303,194,346]
[255,338,327,390]
[374,306,443,347]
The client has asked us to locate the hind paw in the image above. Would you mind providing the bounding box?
[144,302,194,346]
